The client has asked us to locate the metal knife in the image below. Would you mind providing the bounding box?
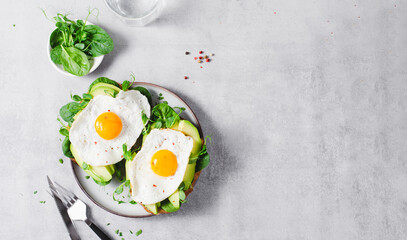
[47,176,81,240]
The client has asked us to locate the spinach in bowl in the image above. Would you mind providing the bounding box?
[47,11,114,76]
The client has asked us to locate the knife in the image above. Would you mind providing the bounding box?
[47,176,81,240]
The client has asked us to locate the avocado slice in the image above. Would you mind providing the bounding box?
[145,203,158,214]
[168,190,180,209]
[160,199,179,213]
[70,145,115,185]
[88,77,120,92]
[171,120,202,190]
[89,83,121,97]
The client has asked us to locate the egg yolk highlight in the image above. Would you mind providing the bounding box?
[95,112,122,140]
[151,150,178,177]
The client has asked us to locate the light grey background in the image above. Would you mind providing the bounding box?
[1,0,407,239]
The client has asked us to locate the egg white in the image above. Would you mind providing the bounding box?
[70,90,150,166]
[127,129,193,205]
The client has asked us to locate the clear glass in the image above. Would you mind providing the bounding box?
[104,0,164,27]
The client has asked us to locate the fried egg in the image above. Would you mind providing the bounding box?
[70,90,150,166]
[127,129,193,205]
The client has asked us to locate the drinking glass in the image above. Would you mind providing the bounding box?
[104,0,164,27]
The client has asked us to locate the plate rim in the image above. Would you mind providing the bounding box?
[71,82,203,218]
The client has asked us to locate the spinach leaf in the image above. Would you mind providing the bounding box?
[195,153,210,172]
[50,45,62,64]
[62,136,73,158]
[60,46,90,76]
[131,86,152,104]
[59,101,86,124]
[74,43,85,50]
[82,93,93,100]
[49,29,64,48]
[59,128,69,137]
[59,102,76,123]
[83,25,114,57]
[115,160,126,182]
[71,94,82,102]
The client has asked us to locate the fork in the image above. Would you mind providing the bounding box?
[51,182,112,240]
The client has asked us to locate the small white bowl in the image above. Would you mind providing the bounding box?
[47,21,104,77]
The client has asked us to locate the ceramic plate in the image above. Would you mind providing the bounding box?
[71,82,202,217]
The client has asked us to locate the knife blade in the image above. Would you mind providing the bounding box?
[47,176,81,240]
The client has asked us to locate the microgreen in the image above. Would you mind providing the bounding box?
[82,162,90,170]
[107,223,110,226]
[150,102,181,129]
[34,191,38,194]
[122,74,136,91]
[136,229,142,236]
[113,180,130,204]
[40,201,46,204]
[85,176,90,179]
[59,159,64,164]
[122,144,134,162]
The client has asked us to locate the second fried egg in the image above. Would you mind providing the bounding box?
[127,129,193,205]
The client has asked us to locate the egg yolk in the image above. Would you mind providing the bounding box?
[95,112,122,140]
[151,150,178,177]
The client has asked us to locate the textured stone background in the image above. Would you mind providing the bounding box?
[1,0,407,239]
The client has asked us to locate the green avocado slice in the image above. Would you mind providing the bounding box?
[145,203,158,214]
[88,77,120,92]
[171,120,202,190]
[168,190,180,209]
[89,83,121,97]
[70,144,115,185]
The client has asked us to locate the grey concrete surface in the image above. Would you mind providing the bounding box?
[1,0,407,239]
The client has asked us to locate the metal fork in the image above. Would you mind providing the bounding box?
[51,182,112,240]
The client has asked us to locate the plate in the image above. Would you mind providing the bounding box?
[47,21,104,77]
[71,82,203,217]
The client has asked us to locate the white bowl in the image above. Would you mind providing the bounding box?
[47,21,104,77]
